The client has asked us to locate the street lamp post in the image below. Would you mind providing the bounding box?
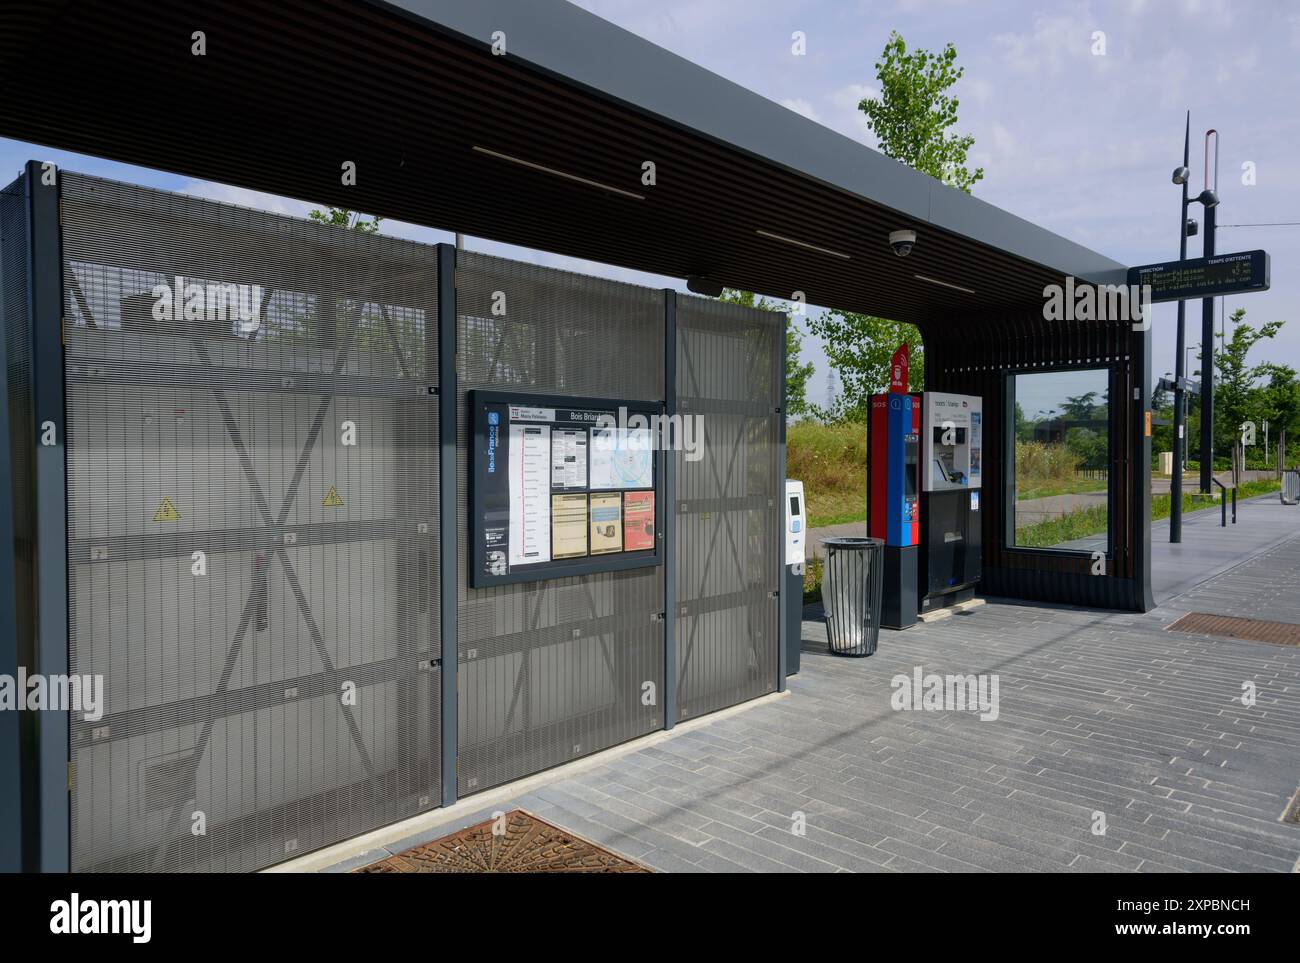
[1199,129,1220,495]
[1170,122,1223,537]
[1170,115,1191,542]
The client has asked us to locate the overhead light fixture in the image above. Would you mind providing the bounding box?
[1171,166,1190,185]
[1194,188,1219,208]
[913,273,976,295]
[754,229,851,260]
[472,146,645,200]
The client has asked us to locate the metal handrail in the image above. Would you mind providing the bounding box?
[1212,478,1229,527]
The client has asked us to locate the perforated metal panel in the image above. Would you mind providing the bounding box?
[60,174,440,872]
[455,251,665,794]
[675,295,781,720]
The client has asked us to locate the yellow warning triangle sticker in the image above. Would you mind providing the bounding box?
[152,496,180,522]
[323,485,344,507]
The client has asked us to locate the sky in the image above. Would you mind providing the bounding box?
[4,0,1298,413]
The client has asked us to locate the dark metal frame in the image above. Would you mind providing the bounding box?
[662,289,678,730]
[437,243,458,808]
[0,176,20,871]
[466,389,665,588]
[1002,362,1120,560]
[776,308,788,694]
[27,162,70,872]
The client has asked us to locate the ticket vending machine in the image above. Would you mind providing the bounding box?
[919,391,983,613]
[869,392,920,629]
[784,479,806,675]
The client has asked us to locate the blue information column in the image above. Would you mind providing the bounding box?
[870,390,920,629]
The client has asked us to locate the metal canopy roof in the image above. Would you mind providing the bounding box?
[0,0,1126,326]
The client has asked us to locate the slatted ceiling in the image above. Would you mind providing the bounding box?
[0,0,1067,328]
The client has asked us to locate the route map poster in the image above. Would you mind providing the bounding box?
[470,390,663,587]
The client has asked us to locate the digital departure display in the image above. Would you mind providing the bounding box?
[1127,250,1269,304]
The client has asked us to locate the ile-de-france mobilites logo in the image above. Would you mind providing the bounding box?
[486,410,499,474]
[151,275,263,333]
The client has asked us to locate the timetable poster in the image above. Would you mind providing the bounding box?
[551,427,588,490]
[589,492,623,554]
[551,493,588,559]
[507,423,552,567]
[623,491,655,551]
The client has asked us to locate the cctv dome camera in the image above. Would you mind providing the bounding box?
[889,229,917,257]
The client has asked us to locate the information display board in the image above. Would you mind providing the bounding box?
[470,390,664,587]
[1127,249,1270,303]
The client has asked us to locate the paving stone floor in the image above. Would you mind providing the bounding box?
[324,498,1300,873]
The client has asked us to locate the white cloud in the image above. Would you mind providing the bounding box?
[780,98,821,122]
[992,13,1097,78]
[819,83,876,141]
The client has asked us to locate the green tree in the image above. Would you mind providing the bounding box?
[858,31,984,193]
[806,311,924,420]
[1062,391,1100,420]
[308,206,383,233]
[1213,308,1284,455]
[1257,363,1300,445]
[718,289,815,418]
[810,33,980,422]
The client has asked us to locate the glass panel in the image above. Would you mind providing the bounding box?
[1011,369,1110,551]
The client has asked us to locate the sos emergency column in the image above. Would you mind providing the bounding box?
[869,392,920,629]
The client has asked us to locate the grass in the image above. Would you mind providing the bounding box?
[802,557,824,604]
[1014,478,1283,548]
[788,417,1287,591]
[1014,503,1110,548]
[787,418,867,527]
[785,428,1110,526]
[1014,440,1107,500]
[1015,475,1108,501]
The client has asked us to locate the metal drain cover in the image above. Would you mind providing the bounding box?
[1166,612,1300,647]
[356,809,650,873]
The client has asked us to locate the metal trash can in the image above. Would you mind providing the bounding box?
[1282,469,1300,506]
[821,536,885,657]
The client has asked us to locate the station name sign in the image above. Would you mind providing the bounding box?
[1127,249,1269,304]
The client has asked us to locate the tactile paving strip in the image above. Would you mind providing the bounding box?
[1165,612,1300,647]
[355,810,650,873]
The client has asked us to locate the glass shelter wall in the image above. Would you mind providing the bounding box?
[1009,368,1113,553]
